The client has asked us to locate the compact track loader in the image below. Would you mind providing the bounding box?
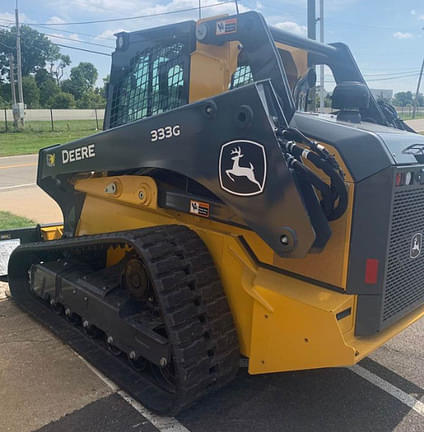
[3,11,424,414]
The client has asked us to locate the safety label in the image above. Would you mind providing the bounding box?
[0,238,20,276]
[216,18,237,35]
[190,200,210,218]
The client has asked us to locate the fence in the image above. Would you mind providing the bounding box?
[1,106,423,133]
[1,108,105,132]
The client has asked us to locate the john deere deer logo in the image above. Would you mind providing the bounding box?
[226,147,262,190]
[46,153,56,167]
[410,233,422,259]
[219,140,267,196]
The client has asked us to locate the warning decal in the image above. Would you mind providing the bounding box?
[216,18,237,35]
[190,200,210,218]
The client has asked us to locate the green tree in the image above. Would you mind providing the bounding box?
[0,82,11,106]
[22,75,40,108]
[39,79,60,107]
[49,54,71,84]
[48,91,75,109]
[393,91,414,107]
[35,68,52,87]
[62,62,98,100]
[0,25,60,82]
[76,89,106,108]
[0,94,8,108]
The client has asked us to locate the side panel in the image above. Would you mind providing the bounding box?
[38,83,316,258]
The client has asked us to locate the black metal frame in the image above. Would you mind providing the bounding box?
[104,20,196,130]
[38,81,319,258]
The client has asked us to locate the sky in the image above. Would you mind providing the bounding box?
[0,0,423,94]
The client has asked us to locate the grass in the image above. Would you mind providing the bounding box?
[0,211,35,230]
[0,120,100,157]
[398,112,424,121]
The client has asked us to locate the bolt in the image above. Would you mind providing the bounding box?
[280,235,289,246]
[84,296,88,302]
[205,106,212,114]
[72,289,77,295]
[159,357,168,367]
[83,320,89,328]
[138,191,144,200]
[129,351,136,360]
[107,336,114,344]
[65,308,71,317]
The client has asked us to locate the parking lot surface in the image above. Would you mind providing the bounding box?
[0,279,423,432]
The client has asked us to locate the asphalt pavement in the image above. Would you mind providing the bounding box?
[0,154,62,223]
[0,154,423,431]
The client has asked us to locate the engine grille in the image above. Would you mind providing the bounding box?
[383,186,424,323]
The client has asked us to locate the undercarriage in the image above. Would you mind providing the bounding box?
[8,225,239,414]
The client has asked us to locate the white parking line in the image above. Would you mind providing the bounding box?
[118,391,191,432]
[0,183,36,191]
[351,364,424,417]
[240,358,424,417]
[0,154,37,160]
[77,353,191,432]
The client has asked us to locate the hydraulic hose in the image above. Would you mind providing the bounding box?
[279,129,348,221]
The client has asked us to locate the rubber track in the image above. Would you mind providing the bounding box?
[8,225,239,415]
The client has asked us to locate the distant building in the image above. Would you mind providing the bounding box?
[370,88,393,101]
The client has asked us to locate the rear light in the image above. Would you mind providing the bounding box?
[365,258,379,284]
[395,172,403,186]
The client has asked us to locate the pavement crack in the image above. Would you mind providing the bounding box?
[0,338,51,345]
[380,344,424,362]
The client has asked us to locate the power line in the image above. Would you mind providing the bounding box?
[0,19,116,42]
[1,21,114,50]
[41,32,114,49]
[0,40,15,50]
[363,70,421,77]
[324,73,421,84]
[22,1,234,26]
[366,73,421,82]
[35,24,115,41]
[54,43,111,56]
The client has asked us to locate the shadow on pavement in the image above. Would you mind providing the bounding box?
[178,366,422,432]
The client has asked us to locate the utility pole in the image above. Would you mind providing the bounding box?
[413,56,424,119]
[307,0,316,40]
[319,0,324,113]
[8,53,19,128]
[307,0,316,111]
[15,0,24,126]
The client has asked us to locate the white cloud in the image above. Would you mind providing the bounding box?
[420,15,424,20]
[46,16,67,25]
[95,28,126,40]
[48,0,244,24]
[0,11,30,25]
[393,31,413,39]
[50,0,139,14]
[46,32,81,44]
[411,9,416,15]
[274,21,307,36]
